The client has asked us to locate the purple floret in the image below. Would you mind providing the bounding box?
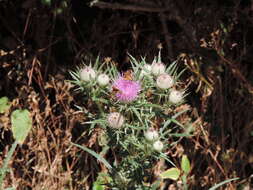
[112,77,141,102]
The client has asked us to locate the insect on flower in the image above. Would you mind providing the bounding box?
[123,69,134,81]
[112,70,134,95]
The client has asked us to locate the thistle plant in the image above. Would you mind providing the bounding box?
[69,52,191,189]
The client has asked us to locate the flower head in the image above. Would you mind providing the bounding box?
[112,77,141,102]
[156,73,174,89]
[169,90,184,104]
[107,112,124,129]
[144,128,159,142]
[151,62,165,76]
[153,140,164,152]
[97,73,110,86]
[139,64,152,78]
[80,67,96,82]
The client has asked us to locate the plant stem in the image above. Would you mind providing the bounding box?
[182,174,188,190]
[0,141,18,190]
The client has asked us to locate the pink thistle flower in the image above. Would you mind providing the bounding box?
[112,77,141,102]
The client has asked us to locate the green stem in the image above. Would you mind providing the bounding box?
[0,141,18,190]
[182,174,188,190]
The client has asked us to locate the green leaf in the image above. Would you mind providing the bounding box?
[92,183,104,190]
[41,0,51,6]
[160,167,180,180]
[151,180,162,190]
[92,172,111,190]
[0,97,10,113]
[181,155,191,174]
[11,109,32,144]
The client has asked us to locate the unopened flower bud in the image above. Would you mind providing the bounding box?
[156,74,174,89]
[144,128,159,142]
[153,140,164,152]
[169,90,184,104]
[140,64,152,78]
[97,73,110,86]
[80,67,96,82]
[107,112,124,129]
[151,62,165,76]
